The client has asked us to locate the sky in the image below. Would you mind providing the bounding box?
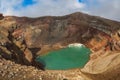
[0,0,120,21]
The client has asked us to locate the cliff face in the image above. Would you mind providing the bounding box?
[0,12,120,79]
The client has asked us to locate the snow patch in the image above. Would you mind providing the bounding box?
[68,43,84,48]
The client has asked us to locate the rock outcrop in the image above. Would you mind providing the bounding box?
[0,14,4,20]
[81,52,120,80]
[81,31,120,80]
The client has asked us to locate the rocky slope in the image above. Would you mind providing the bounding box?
[0,12,120,80]
[0,57,85,80]
[81,51,120,80]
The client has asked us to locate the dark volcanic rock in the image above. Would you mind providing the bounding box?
[0,13,4,20]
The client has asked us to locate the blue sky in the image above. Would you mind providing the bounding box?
[22,0,37,7]
[0,0,120,21]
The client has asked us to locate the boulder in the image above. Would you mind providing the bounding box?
[0,13,4,20]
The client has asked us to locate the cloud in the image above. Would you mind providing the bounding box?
[0,0,85,17]
[84,0,120,21]
[0,0,23,15]
[0,0,120,21]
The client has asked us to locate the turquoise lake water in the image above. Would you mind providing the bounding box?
[36,44,91,70]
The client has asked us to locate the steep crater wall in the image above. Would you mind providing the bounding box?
[0,12,120,71]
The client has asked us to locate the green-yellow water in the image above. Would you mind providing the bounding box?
[36,45,91,70]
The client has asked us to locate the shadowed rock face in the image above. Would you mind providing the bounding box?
[0,14,4,20]
[0,12,120,71]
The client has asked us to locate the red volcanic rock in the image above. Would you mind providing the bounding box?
[0,13,4,20]
[12,29,24,39]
